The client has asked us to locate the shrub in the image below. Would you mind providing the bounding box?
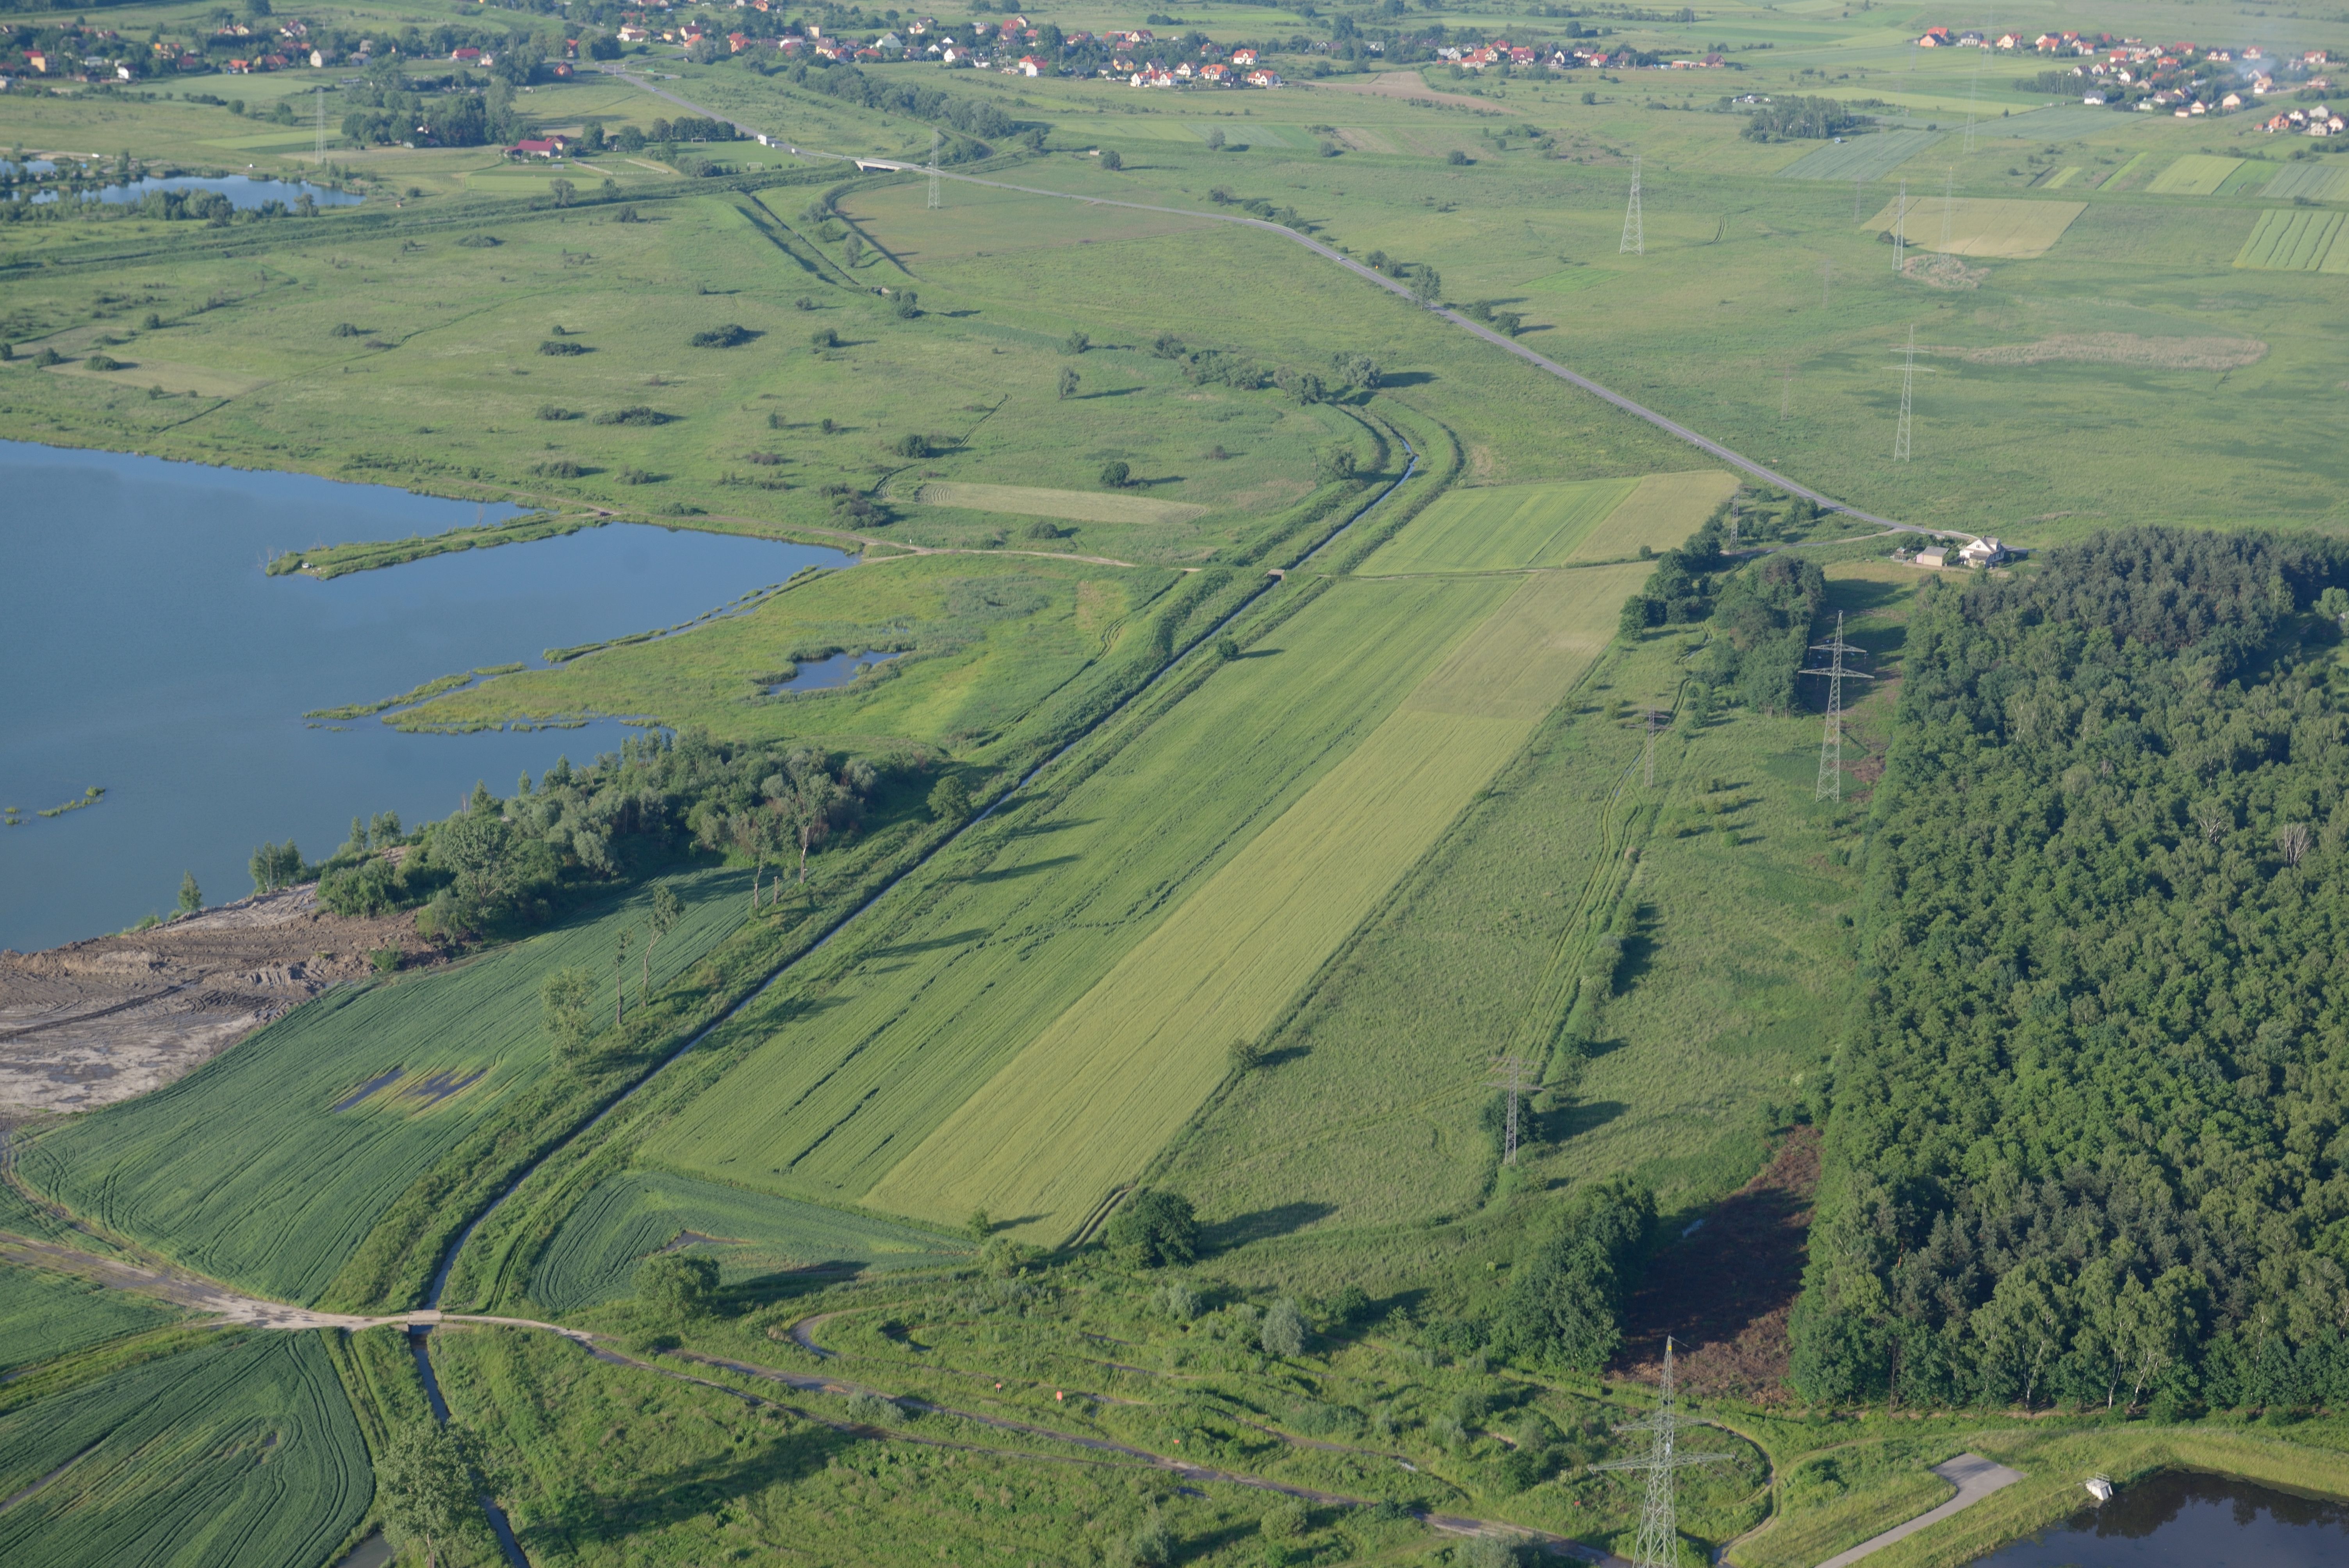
[1100,147,1123,170]
[810,327,840,349]
[893,433,932,458]
[1099,460,1131,489]
[539,339,591,355]
[690,323,754,348]
[530,458,587,478]
[927,774,970,822]
[84,355,128,372]
[536,404,580,421]
[454,232,502,248]
[34,347,63,367]
[1061,329,1090,355]
[591,406,672,426]
[1261,1297,1306,1357]
[889,290,920,319]
[616,467,656,485]
[1447,148,1471,165]
[330,322,364,337]
[635,1251,719,1319]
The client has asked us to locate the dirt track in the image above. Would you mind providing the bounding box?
[0,886,438,1122]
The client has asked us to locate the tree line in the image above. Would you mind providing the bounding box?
[1794,527,2349,1415]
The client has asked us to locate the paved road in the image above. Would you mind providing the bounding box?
[1816,1452,2027,1568]
[599,69,1969,546]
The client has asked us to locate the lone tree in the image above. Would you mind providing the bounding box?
[637,1251,720,1320]
[1105,1188,1198,1268]
[176,871,202,917]
[1099,460,1131,489]
[928,773,971,823]
[640,882,683,997]
[377,1422,485,1568]
[1058,366,1080,399]
[1100,147,1123,170]
[540,965,597,1069]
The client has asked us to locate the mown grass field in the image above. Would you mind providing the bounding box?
[18,867,745,1302]
[0,1263,184,1376]
[529,1171,966,1313]
[644,572,1515,1216]
[1564,470,1740,561]
[909,480,1209,526]
[1356,477,1637,575]
[2145,153,2243,195]
[2236,207,2347,272]
[1864,196,2086,258]
[0,1332,369,1568]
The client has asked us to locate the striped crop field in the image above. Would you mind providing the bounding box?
[530,1172,966,1313]
[1563,470,1738,562]
[0,1333,369,1568]
[643,574,1517,1210]
[0,1263,183,1376]
[1358,477,1638,574]
[2235,208,2347,271]
[913,481,1208,525]
[865,563,1651,1238]
[17,868,745,1303]
[1774,130,1941,182]
[2262,161,2349,201]
[1862,196,2087,258]
[2146,155,2243,195]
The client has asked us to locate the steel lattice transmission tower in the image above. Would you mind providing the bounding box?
[1620,155,1643,256]
[1801,611,1875,802]
[1892,177,1907,273]
[1636,707,1671,787]
[1941,166,1955,247]
[1893,325,1916,461]
[1487,1053,1529,1165]
[1589,1339,1730,1568]
[927,129,942,209]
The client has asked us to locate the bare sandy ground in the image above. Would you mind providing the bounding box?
[0,885,438,1121]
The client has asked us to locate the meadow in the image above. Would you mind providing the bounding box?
[528,1171,967,1313]
[16,866,748,1302]
[0,1332,370,1568]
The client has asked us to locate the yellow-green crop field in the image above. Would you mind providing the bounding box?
[2146,154,2244,195]
[1563,470,1741,563]
[911,479,1210,526]
[1358,477,1639,575]
[869,561,1649,1236]
[1864,196,2088,259]
[642,572,1515,1214]
[2235,207,2349,272]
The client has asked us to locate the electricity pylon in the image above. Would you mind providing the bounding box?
[1892,177,1907,273]
[1487,1053,1529,1165]
[1941,166,1954,247]
[1620,155,1643,256]
[1636,707,1671,788]
[1589,1339,1730,1568]
[927,128,941,209]
[1893,325,1916,461]
[1801,611,1875,802]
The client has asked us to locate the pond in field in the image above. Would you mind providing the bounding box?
[13,175,363,208]
[768,649,904,693]
[1966,1471,2349,1565]
[0,441,854,951]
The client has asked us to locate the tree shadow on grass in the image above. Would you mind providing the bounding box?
[861,928,989,960]
[1202,1201,1335,1254]
[517,1412,852,1553]
[1379,370,1435,388]
[961,853,1081,885]
[1540,1099,1626,1144]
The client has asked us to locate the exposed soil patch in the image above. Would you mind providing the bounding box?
[1964,332,2267,371]
[1902,253,1988,290]
[0,886,438,1122]
[1616,1126,1820,1402]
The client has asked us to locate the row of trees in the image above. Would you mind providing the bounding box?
[1794,527,2349,1414]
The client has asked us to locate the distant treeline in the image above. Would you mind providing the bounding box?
[1740,95,1871,141]
[777,61,1017,147]
[1796,527,2349,1415]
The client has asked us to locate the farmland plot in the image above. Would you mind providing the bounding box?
[0,1333,369,1568]
[1862,196,2087,258]
[1774,130,1941,182]
[2146,154,2242,195]
[1563,471,1739,562]
[2235,208,2347,271]
[1358,478,1639,575]
[0,1264,183,1376]
[2262,161,2349,201]
[866,563,1652,1238]
[18,868,746,1303]
[646,576,1516,1213]
[530,1172,964,1312]
[912,481,1208,526]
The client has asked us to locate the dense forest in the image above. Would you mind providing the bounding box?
[1794,529,2349,1414]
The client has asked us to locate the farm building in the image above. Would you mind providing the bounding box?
[1916,546,1951,568]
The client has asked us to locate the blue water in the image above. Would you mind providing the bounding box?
[0,441,854,951]
[770,649,903,693]
[1967,1470,2349,1566]
[20,175,361,208]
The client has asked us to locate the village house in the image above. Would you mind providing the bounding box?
[1960,537,2007,567]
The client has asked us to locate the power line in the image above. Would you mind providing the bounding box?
[1893,325,1916,461]
[927,128,941,209]
[316,87,326,166]
[1589,1339,1731,1568]
[1620,155,1643,256]
[1941,166,1954,247]
[1801,611,1875,802]
[1487,1053,1529,1166]
[1821,257,1832,309]
[1893,177,1907,273]
[1634,706,1671,788]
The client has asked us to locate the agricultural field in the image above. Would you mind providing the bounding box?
[2236,207,2349,272]
[1864,196,2086,258]
[0,1332,371,1568]
[15,867,748,1302]
[529,1171,967,1313]
[1357,477,1639,575]
[2144,153,2243,196]
[0,1261,184,1375]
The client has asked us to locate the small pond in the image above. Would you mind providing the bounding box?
[16,175,362,208]
[0,440,854,951]
[769,649,904,693]
[1966,1471,2349,1565]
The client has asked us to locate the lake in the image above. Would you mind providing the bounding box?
[0,441,853,952]
[12,175,362,208]
[1967,1470,2349,1566]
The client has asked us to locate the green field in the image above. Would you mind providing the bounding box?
[1863,195,2086,258]
[2236,207,2348,271]
[2261,160,2349,200]
[2145,153,2243,195]
[529,1171,967,1312]
[17,868,747,1302]
[1358,478,1638,575]
[1775,130,1944,183]
[0,1264,185,1376]
[0,1333,369,1568]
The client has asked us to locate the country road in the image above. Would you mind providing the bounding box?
[599,66,1972,547]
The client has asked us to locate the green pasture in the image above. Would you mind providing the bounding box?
[529,1171,966,1313]
[0,1263,184,1376]
[409,554,1181,761]
[2145,153,2242,195]
[2237,207,2348,271]
[17,867,746,1303]
[0,1333,370,1568]
[1358,476,1637,575]
[643,572,1515,1223]
[1775,130,1945,183]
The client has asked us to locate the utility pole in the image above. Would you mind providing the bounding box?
[927,128,941,209]
[1487,1053,1529,1165]
[1893,177,1907,273]
[1589,1340,1731,1568]
[1636,707,1671,788]
[1893,325,1916,461]
[1941,166,1955,248]
[1801,611,1875,802]
[1620,155,1643,256]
